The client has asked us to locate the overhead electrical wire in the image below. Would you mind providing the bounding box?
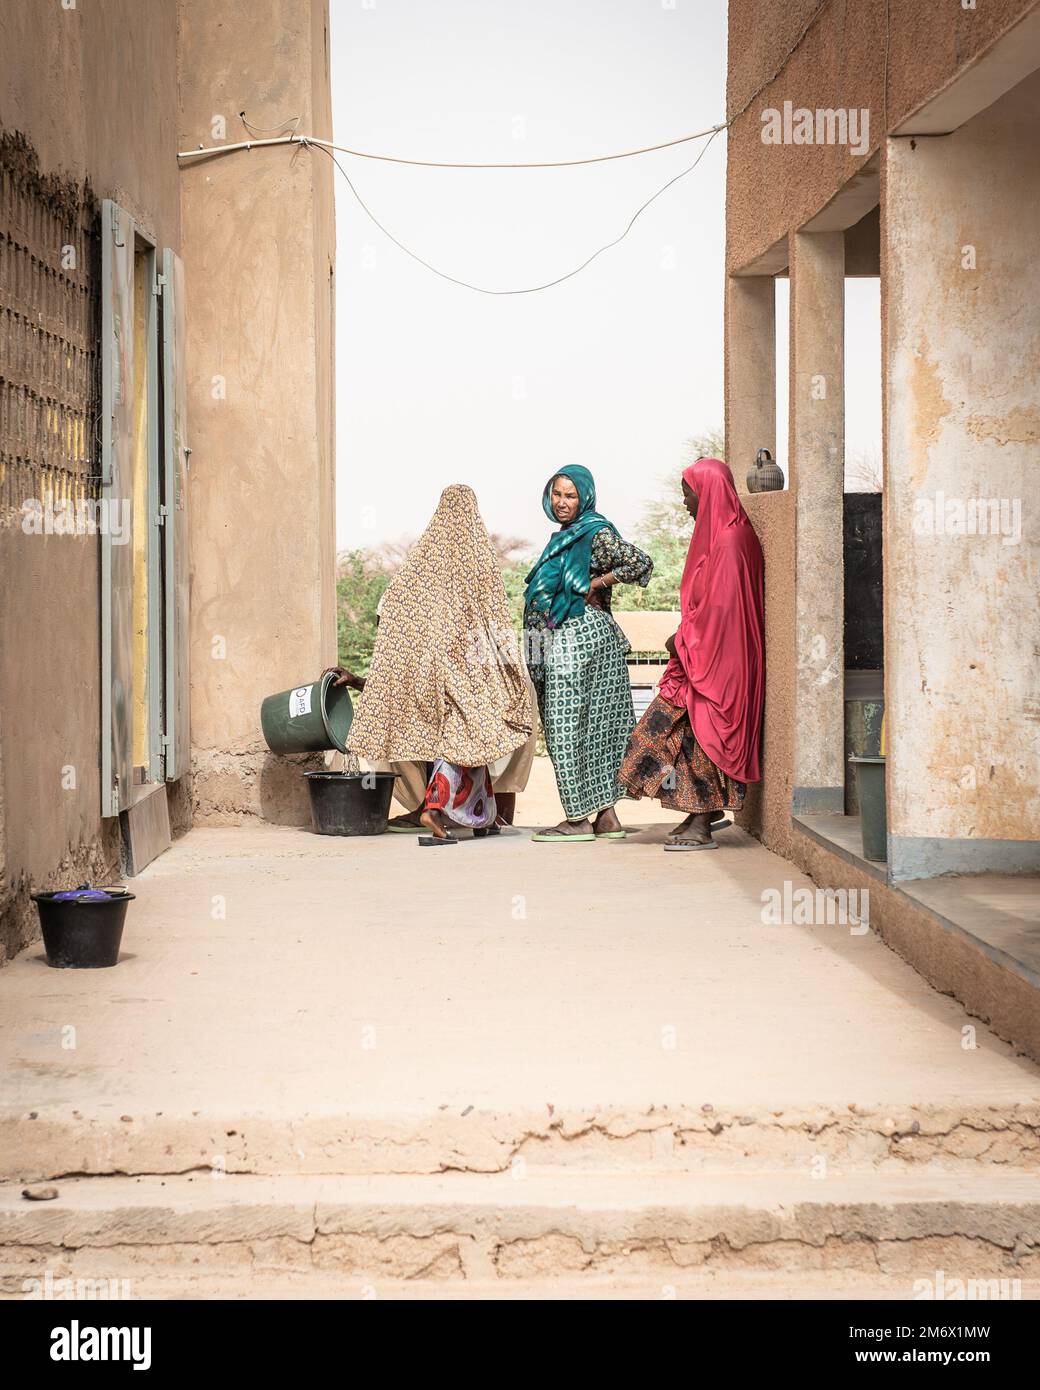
[239,112,303,141]
[175,0,835,293]
[309,128,721,296]
[178,123,724,295]
[178,122,726,168]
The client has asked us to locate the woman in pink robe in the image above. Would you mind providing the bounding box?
[620,457,765,850]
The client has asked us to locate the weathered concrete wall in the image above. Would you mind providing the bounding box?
[737,492,797,859]
[725,0,1040,1072]
[178,0,336,825]
[790,230,845,811]
[727,0,1040,877]
[883,71,1040,878]
[724,277,797,854]
[726,0,1037,273]
[0,0,181,240]
[0,0,181,961]
[0,528,124,963]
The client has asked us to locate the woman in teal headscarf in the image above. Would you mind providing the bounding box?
[524,467,653,841]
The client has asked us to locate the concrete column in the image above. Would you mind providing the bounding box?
[883,72,1040,880]
[725,273,794,851]
[724,274,776,491]
[178,0,336,823]
[790,230,845,813]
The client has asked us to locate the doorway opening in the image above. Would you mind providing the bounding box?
[842,212,883,838]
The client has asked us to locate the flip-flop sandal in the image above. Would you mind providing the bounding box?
[387,823,424,833]
[472,826,501,838]
[710,816,733,832]
[418,834,458,847]
[594,830,628,839]
[663,837,718,852]
[531,829,596,842]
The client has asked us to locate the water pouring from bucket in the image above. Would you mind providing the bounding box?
[259,672,396,834]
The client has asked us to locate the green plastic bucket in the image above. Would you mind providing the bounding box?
[260,672,353,755]
[849,755,887,862]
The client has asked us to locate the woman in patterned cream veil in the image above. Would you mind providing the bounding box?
[339,484,533,839]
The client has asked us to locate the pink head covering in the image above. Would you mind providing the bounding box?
[657,458,765,783]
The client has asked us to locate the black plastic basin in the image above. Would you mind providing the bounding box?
[303,772,396,835]
[31,889,135,968]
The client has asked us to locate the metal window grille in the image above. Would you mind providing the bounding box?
[0,132,101,513]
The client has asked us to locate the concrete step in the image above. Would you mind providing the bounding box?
[2,1169,1038,1297]
[5,1269,1004,1301]
[3,1101,1038,1180]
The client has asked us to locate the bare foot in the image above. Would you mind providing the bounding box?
[666,812,714,847]
[420,808,451,839]
[671,811,727,836]
[593,806,622,835]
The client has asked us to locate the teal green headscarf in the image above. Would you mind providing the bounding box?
[524,466,618,626]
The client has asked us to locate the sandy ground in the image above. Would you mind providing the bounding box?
[2,757,1038,1132]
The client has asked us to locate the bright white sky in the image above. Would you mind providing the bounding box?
[330,0,881,551]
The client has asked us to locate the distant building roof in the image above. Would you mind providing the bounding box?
[613,609,678,653]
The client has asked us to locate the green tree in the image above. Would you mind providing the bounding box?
[336,531,533,672]
[501,554,533,633]
[335,550,389,673]
[613,427,725,612]
[335,434,724,657]
[682,426,726,471]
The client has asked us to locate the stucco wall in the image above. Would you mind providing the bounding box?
[726,0,1039,886]
[178,0,336,824]
[789,230,846,809]
[0,0,181,961]
[738,492,797,858]
[726,0,1037,273]
[883,71,1040,876]
[0,0,181,242]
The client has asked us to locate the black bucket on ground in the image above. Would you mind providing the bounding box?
[31,889,135,968]
[304,772,396,835]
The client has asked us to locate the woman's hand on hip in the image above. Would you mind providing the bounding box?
[586,573,614,610]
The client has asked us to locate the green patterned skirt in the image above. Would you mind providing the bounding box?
[529,608,636,820]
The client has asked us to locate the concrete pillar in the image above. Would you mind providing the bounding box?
[724,275,776,490]
[790,230,845,813]
[883,72,1040,880]
[725,273,794,851]
[177,0,336,823]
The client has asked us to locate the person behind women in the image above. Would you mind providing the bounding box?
[331,484,533,842]
[523,467,652,841]
[620,456,764,850]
